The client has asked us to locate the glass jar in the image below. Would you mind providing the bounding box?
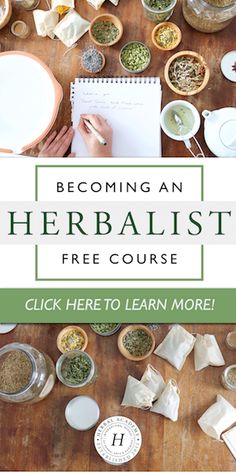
[56,350,97,388]
[141,0,177,23]
[182,0,236,32]
[221,365,236,390]
[0,343,56,404]
[225,330,236,349]
[16,0,40,10]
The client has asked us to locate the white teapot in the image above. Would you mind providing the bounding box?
[202,108,236,157]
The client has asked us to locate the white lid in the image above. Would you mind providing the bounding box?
[94,416,142,465]
[221,51,236,83]
[65,396,100,431]
[0,324,17,334]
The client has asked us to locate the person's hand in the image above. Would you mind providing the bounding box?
[38,126,75,157]
[78,114,113,157]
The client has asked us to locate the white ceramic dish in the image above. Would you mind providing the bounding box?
[0,324,17,334]
[65,396,100,430]
[0,51,63,154]
[221,51,236,83]
[203,108,236,157]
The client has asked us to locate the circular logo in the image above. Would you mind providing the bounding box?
[94,416,142,465]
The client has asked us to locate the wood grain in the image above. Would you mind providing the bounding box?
[0,0,235,157]
[0,324,236,471]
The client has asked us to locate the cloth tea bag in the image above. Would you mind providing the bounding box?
[54,10,90,47]
[194,334,225,371]
[86,0,106,9]
[108,0,120,5]
[154,325,195,370]
[33,10,59,39]
[121,375,155,410]
[140,364,165,401]
[51,0,74,14]
[198,395,236,441]
[150,379,180,422]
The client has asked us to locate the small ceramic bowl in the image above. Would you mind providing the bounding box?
[81,50,106,74]
[90,323,121,336]
[56,350,96,388]
[152,22,181,51]
[89,13,123,47]
[0,0,12,30]
[119,41,151,74]
[164,50,210,96]
[118,324,155,361]
[57,326,88,353]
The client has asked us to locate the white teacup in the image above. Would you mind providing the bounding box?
[160,100,201,152]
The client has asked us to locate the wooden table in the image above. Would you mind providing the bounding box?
[0,324,236,471]
[1,0,235,157]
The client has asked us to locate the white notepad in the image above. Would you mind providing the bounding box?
[71,77,162,157]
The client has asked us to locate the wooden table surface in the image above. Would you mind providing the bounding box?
[0,0,235,157]
[0,323,236,471]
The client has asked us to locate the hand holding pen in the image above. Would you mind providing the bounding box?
[79,114,113,158]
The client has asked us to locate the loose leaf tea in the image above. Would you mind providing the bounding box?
[0,350,32,393]
[123,329,152,357]
[227,367,236,386]
[92,20,119,44]
[61,329,85,351]
[91,323,118,334]
[81,47,103,73]
[145,0,172,9]
[120,42,150,72]
[61,353,91,385]
[155,26,178,49]
[168,56,206,92]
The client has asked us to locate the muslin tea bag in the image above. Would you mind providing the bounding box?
[150,379,180,422]
[51,0,74,14]
[121,375,155,410]
[194,334,225,371]
[198,395,236,440]
[140,364,165,401]
[54,10,90,47]
[86,0,106,9]
[33,10,59,39]
[154,325,195,370]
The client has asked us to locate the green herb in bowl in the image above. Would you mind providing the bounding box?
[123,329,153,357]
[120,41,151,73]
[92,20,119,44]
[56,351,95,387]
[90,323,121,336]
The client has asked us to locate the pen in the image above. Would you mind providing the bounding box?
[83,119,107,146]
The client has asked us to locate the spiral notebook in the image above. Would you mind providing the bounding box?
[70,77,162,157]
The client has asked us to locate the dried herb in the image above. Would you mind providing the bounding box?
[61,353,91,385]
[61,329,85,352]
[144,0,172,9]
[0,351,32,393]
[123,329,152,357]
[169,56,205,92]
[81,47,104,73]
[227,367,236,386]
[92,20,119,44]
[91,323,118,334]
[120,42,150,72]
[155,26,178,48]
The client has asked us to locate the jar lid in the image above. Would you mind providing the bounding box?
[221,51,236,83]
[65,396,100,431]
[94,416,142,465]
[0,324,17,334]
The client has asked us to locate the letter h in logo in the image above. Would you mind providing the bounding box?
[111,433,125,447]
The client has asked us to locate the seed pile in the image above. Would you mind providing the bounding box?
[121,42,150,72]
[145,0,172,9]
[169,56,206,92]
[0,351,32,393]
[92,20,119,44]
[61,353,92,385]
[227,367,236,386]
[81,47,104,73]
[123,329,152,357]
[155,26,178,48]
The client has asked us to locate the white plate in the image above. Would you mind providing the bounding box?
[221,51,236,83]
[0,51,63,154]
[0,324,17,334]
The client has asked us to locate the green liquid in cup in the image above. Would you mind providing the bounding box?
[164,105,195,136]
